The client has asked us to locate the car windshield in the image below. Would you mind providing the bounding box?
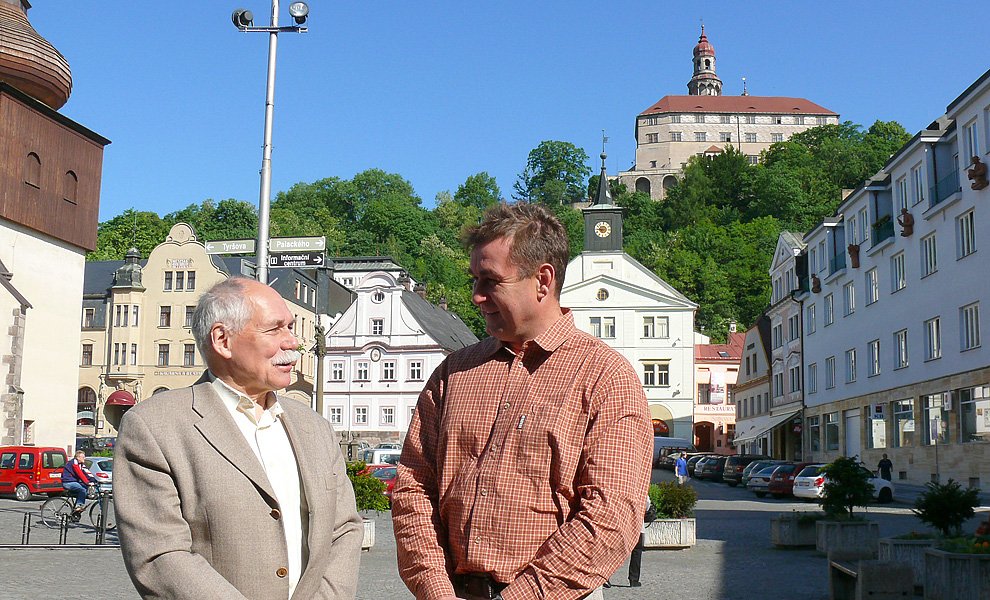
[797,465,822,477]
[96,459,113,472]
[371,467,397,480]
[756,466,778,476]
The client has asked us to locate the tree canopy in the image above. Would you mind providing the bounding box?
[513,140,591,205]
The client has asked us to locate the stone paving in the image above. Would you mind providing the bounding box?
[1,470,987,600]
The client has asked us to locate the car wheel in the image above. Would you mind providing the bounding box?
[878,488,893,504]
[15,483,31,502]
[755,491,766,498]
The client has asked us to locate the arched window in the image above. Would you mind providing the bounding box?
[662,175,678,192]
[77,388,97,426]
[635,177,651,195]
[24,153,41,188]
[63,171,78,204]
[705,59,711,69]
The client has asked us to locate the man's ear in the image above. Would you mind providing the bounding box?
[210,323,234,359]
[536,263,555,300]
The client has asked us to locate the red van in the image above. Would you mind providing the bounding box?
[0,446,68,501]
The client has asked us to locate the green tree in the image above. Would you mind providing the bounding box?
[165,199,258,242]
[88,209,171,261]
[513,141,591,205]
[454,172,502,210]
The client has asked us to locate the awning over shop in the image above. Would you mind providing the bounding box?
[732,409,801,445]
[105,390,135,407]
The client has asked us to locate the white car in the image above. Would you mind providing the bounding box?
[746,465,781,498]
[792,463,894,503]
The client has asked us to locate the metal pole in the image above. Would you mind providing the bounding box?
[255,0,280,284]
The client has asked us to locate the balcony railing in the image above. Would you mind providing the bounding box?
[871,218,894,247]
[929,167,961,209]
[830,253,846,274]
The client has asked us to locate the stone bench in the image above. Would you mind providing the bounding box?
[828,550,914,600]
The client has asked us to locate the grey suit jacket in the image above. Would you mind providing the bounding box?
[115,374,362,599]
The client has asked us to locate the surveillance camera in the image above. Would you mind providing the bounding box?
[231,8,254,28]
[288,1,309,24]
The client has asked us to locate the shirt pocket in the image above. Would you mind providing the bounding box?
[515,406,551,479]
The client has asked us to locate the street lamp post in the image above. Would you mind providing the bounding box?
[231,1,309,284]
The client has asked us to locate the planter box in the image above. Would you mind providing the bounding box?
[924,547,990,600]
[362,518,375,551]
[816,520,879,556]
[879,537,935,590]
[643,518,696,549]
[771,513,821,548]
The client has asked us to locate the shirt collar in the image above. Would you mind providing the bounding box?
[490,308,576,358]
[208,371,283,424]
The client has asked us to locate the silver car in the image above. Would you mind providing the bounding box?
[746,465,781,498]
[84,457,113,492]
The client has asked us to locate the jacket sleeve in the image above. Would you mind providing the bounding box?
[391,366,458,600]
[114,409,249,600]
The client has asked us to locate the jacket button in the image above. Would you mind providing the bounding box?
[270,508,281,520]
[276,567,288,578]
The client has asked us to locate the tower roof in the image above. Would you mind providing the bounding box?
[693,26,714,57]
[0,0,72,109]
[591,152,614,207]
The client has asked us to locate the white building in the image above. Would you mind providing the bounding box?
[562,155,698,438]
[732,315,772,456]
[799,68,990,487]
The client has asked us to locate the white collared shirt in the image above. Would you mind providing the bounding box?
[210,375,308,599]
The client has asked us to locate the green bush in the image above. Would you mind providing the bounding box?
[818,456,874,519]
[346,461,390,513]
[649,481,697,519]
[90,449,113,458]
[913,479,980,537]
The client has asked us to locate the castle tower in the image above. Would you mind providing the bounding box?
[687,26,722,96]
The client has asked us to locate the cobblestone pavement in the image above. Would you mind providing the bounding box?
[1,470,986,600]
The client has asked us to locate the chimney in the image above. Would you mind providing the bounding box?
[414,282,427,300]
[398,271,411,291]
[439,297,448,311]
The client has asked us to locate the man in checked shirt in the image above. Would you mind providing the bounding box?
[392,203,653,600]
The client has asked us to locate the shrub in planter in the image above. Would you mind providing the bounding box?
[771,511,827,547]
[645,482,698,549]
[347,461,390,513]
[913,479,980,538]
[818,456,874,519]
[649,481,697,518]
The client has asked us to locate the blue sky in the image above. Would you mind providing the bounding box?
[28,1,987,222]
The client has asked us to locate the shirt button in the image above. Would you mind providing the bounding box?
[491,443,499,450]
[503,402,510,409]
[480,489,487,496]
[276,567,288,578]
[475,536,482,544]
[270,508,281,520]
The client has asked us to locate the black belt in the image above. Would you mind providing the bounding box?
[453,573,507,599]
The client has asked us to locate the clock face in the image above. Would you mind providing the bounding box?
[595,221,611,238]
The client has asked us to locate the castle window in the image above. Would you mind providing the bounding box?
[24,153,41,188]
[63,171,78,204]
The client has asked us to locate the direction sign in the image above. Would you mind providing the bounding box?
[268,252,325,268]
[204,239,256,254]
[269,236,326,252]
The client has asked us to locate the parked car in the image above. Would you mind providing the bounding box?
[359,448,401,466]
[740,460,784,488]
[746,464,782,498]
[695,456,728,482]
[0,446,67,501]
[359,463,398,501]
[652,437,695,468]
[687,454,714,477]
[375,443,402,450]
[85,457,114,492]
[792,464,895,503]
[722,454,770,487]
[767,462,815,499]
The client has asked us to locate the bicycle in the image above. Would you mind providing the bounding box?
[40,488,115,530]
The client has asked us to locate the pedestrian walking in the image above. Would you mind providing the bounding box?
[877,453,893,481]
[676,453,689,485]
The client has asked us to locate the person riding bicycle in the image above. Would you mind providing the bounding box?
[61,450,97,521]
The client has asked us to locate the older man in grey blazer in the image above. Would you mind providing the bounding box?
[115,277,362,599]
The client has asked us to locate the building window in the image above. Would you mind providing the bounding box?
[187,271,196,291]
[925,317,941,361]
[866,269,879,305]
[744,132,757,143]
[772,324,782,349]
[157,344,170,367]
[771,133,784,143]
[164,272,173,291]
[670,132,682,142]
[817,116,828,125]
[921,234,938,277]
[643,317,655,338]
[82,308,95,328]
[81,344,93,366]
[773,372,783,397]
[330,362,344,381]
[371,319,384,335]
[911,165,925,205]
[959,385,990,443]
[590,316,615,338]
[355,361,369,381]
[843,282,855,316]
[891,253,906,292]
[846,214,859,245]
[382,361,396,381]
[159,306,171,327]
[671,115,681,123]
[183,344,196,367]
[409,360,423,381]
[113,343,120,366]
[788,365,801,393]
[596,288,609,301]
[807,363,817,394]
[695,132,706,142]
[845,348,857,383]
[824,412,839,451]
[381,407,395,426]
[824,294,834,326]
[372,291,385,303]
[183,306,193,328]
[645,133,659,143]
[964,119,980,159]
[329,407,342,425]
[825,356,836,389]
[131,343,137,366]
[132,305,139,327]
[744,115,756,124]
[788,315,800,341]
[24,152,41,187]
[896,177,908,212]
[642,362,670,387]
[747,155,759,165]
[893,399,914,448]
[957,210,976,258]
[175,271,184,291]
[868,339,880,376]
[807,416,821,452]
[354,407,368,426]
[806,304,817,334]
[720,132,732,142]
[795,115,805,125]
[961,302,981,351]
[894,329,909,369]
[866,405,887,449]
[922,393,950,446]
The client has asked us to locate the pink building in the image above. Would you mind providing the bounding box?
[694,330,745,454]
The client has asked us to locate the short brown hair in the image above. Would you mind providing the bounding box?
[464,203,569,296]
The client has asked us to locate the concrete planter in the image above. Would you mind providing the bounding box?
[816,520,879,556]
[924,547,990,600]
[643,518,696,549]
[770,513,822,548]
[362,518,376,551]
[879,537,936,590]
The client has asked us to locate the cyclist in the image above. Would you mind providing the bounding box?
[61,450,97,521]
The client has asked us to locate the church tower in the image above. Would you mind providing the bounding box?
[687,26,722,96]
[582,152,623,252]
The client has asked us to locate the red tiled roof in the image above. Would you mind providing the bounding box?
[704,145,723,153]
[641,95,837,116]
[695,332,746,361]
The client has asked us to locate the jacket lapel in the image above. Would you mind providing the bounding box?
[191,380,278,503]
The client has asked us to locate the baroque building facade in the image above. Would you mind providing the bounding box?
[693,327,743,454]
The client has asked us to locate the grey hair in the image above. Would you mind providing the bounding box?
[191,277,254,358]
